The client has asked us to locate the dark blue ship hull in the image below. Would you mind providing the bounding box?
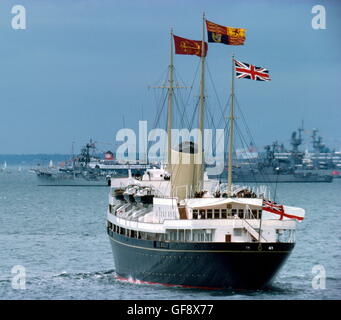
[107,229,294,289]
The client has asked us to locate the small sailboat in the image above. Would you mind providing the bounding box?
[1,161,8,172]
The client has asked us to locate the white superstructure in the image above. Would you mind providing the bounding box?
[108,184,304,244]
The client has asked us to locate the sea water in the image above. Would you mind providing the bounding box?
[0,168,340,299]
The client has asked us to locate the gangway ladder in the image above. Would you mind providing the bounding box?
[240,206,268,242]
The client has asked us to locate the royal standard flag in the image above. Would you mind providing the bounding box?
[173,35,208,57]
[206,20,246,45]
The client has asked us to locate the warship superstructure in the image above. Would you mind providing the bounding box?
[33,140,153,186]
[230,125,334,183]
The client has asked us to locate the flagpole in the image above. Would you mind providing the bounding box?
[227,53,235,197]
[195,11,206,194]
[167,28,174,166]
[198,12,205,140]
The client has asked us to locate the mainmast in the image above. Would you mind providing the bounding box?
[193,12,206,194]
[167,29,174,165]
[227,54,235,196]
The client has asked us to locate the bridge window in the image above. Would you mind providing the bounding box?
[221,209,227,219]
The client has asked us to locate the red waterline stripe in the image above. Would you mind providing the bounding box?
[115,275,220,291]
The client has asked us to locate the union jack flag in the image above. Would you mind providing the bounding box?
[234,59,271,81]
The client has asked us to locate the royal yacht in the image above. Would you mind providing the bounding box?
[106,17,305,289]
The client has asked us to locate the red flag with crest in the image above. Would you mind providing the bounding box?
[173,35,208,57]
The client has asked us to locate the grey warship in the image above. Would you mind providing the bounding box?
[33,140,153,186]
[229,125,333,183]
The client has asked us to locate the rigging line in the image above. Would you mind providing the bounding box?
[206,61,231,128]
[151,87,167,121]
[183,60,200,110]
[215,110,231,152]
[234,96,272,186]
[214,118,231,182]
[237,101,273,192]
[234,96,274,187]
[174,65,192,89]
[184,62,200,113]
[234,121,261,185]
[171,65,197,130]
[173,93,191,130]
[206,61,223,110]
[234,119,275,195]
[205,99,218,131]
[234,119,266,183]
[216,96,231,130]
[156,94,167,125]
[173,72,189,109]
[179,88,193,119]
[197,99,217,170]
[188,99,200,131]
[174,98,186,129]
[215,118,230,182]
[204,103,218,161]
[175,65,200,132]
[151,65,171,88]
[149,64,170,112]
[172,77,192,129]
[152,89,168,131]
[234,96,257,149]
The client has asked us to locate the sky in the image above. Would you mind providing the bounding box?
[0,0,340,154]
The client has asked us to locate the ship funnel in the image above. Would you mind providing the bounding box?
[169,141,203,200]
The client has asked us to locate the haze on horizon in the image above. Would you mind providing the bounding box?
[0,0,340,155]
